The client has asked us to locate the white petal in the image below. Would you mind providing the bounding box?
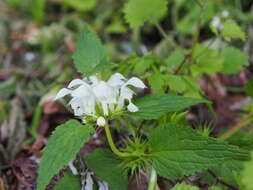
[68,160,78,175]
[107,73,126,87]
[89,75,99,86]
[101,102,109,116]
[120,87,134,100]
[97,116,106,126]
[67,79,86,88]
[93,82,116,104]
[98,181,109,190]
[127,102,139,112]
[54,88,72,100]
[125,77,146,88]
[84,173,94,190]
[71,84,91,98]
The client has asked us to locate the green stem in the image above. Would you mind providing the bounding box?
[218,116,253,140]
[155,22,178,49]
[148,167,157,190]
[104,124,130,157]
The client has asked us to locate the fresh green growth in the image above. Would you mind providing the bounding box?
[37,120,94,190]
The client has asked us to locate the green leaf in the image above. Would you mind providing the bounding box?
[226,130,253,151]
[37,120,95,190]
[241,151,253,190]
[164,74,186,93]
[165,50,184,73]
[133,54,155,74]
[63,0,97,11]
[191,44,223,77]
[123,0,168,28]
[131,94,208,119]
[244,77,253,98]
[72,28,109,75]
[85,149,128,190]
[53,171,81,190]
[147,74,165,93]
[221,21,246,41]
[170,182,198,190]
[221,47,248,74]
[148,125,250,179]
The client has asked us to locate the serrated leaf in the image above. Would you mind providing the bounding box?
[85,149,128,190]
[171,182,198,190]
[221,21,246,41]
[133,54,155,74]
[221,47,248,74]
[123,0,168,28]
[63,0,97,11]
[164,74,186,93]
[130,94,208,119]
[165,50,184,73]
[37,120,95,190]
[241,151,253,190]
[147,74,164,93]
[191,44,223,77]
[148,125,250,179]
[72,28,109,75]
[226,130,253,151]
[53,171,81,190]
[212,160,243,186]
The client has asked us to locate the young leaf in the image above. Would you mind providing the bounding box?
[72,28,109,75]
[37,120,95,190]
[130,94,208,119]
[191,44,223,77]
[170,182,198,190]
[53,171,81,190]
[221,47,248,74]
[147,74,165,93]
[165,50,184,73]
[85,149,128,190]
[148,125,250,179]
[221,21,246,41]
[63,0,98,11]
[123,0,168,28]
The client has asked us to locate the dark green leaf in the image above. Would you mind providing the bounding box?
[85,149,128,190]
[53,171,81,190]
[131,94,208,119]
[37,120,95,190]
[72,28,109,75]
[148,125,250,179]
[244,77,253,98]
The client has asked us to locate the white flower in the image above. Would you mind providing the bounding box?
[97,116,106,126]
[221,10,229,18]
[210,16,221,29]
[54,73,146,124]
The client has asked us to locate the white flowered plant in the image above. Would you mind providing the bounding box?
[210,10,231,32]
[54,73,146,126]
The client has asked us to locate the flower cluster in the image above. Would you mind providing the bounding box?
[55,73,146,126]
[210,10,230,31]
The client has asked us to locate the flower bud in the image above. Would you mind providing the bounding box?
[97,116,106,126]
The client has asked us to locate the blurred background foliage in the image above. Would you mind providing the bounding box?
[1,0,253,188]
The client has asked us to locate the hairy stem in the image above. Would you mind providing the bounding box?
[104,124,130,157]
[148,167,157,190]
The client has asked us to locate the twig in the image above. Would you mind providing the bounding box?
[155,23,178,49]
[173,54,190,74]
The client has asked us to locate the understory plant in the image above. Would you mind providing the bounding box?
[37,0,253,190]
